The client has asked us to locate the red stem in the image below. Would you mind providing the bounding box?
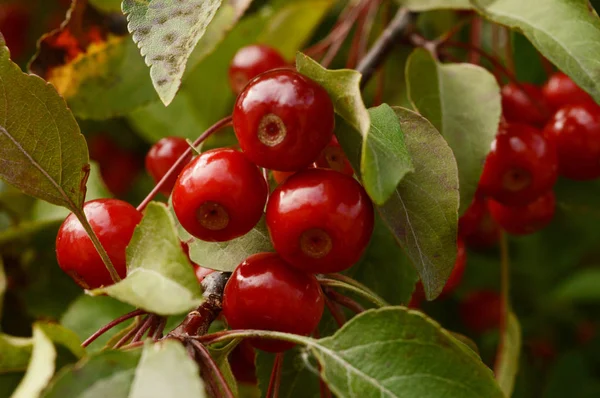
[114,319,146,349]
[324,295,346,328]
[327,289,365,314]
[266,353,284,398]
[131,315,154,343]
[136,116,233,212]
[469,17,482,65]
[190,340,236,398]
[82,309,146,348]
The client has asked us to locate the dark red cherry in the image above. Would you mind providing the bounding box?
[228,45,288,94]
[145,137,192,196]
[543,102,600,180]
[0,4,29,60]
[56,199,142,289]
[459,290,502,334]
[222,253,325,352]
[488,190,555,235]
[501,83,550,127]
[266,169,374,274]
[459,195,501,249]
[99,149,142,196]
[229,341,257,384]
[315,136,354,176]
[233,69,335,171]
[479,123,558,206]
[542,72,594,111]
[172,148,268,242]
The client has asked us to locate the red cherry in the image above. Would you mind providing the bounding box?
[315,136,354,176]
[228,45,288,94]
[543,102,600,180]
[56,199,142,289]
[266,169,374,274]
[542,72,594,111]
[172,148,268,242]
[0,4,29,60]
[145,137,192,196]
[459,290,502,334]
[100,149,142,196]
[459,195,501,249]
[88,134,118,164]
[222,253,325,352]
[488,190,555,235]
[479,123,558,206]
[501,83,550,127]
[228,341,257,384]
[233,69,335,171]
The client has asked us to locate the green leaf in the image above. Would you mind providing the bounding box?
[0,257,5,319]
[0,334,33,373]
[122,0,222,105]
[0,39,89,211]
[185,216,273,272]
[42,349,142,398]
[296,53,371,138]
[35,322,86,360]
[89,0,122,13]
[207,341,239,397]
[553,268,600,303]
[12,325,56,398]
[362,104,414,205]
[495,312,521,397]
[128,340,206,398]
[471,0,600,105]
[396,0,472,10]
[303,308,503,397]
[92,202,202,315]
[61,295,135,352]
[406,48,501,214]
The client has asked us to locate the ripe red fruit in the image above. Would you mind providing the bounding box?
[266,169,374,273]
[56,199,142,289]
[501,83,550,127]
[459,290,502,334]
[145,137,192,196]
[233,69,335,171]
[479,123,558,206]
[100,149,142,196]
[222,253,324,352]
[542,72,593,111]
[459,195,501,248]
[172,148,268,242]
[543,102,600,180]
[315,136,354,176]
[0,4,30,60]
[488,190,556,235]
[228,44,288,94]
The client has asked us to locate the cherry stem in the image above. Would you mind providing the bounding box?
[326,273,388,306]
[131,315,155,344]
[326,289,365,314]
[469,17,483,64]
[190,340,235,398]
[114,318,146,349]
[324,295,346,328]
[153,317,167,340]
[120,340,145,350]
[494,231,511,378]
[266,353,284,398]
[136,116,233,213]
[82,309,146,347]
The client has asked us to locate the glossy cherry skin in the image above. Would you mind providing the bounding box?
[479,123,558,206]
[543,102,600,180]
[233,69,335,171]
[222,253,325,352]
[459,290,502,334]
[266,169,374,274]
[172,148,268,242]
[542,72,593,111]
[56,199,142,289]
[488,190,555,235]
[228,45,288,94]
[501,83,550,127]
[145,137,192,196]
[459,195,501,249]
[315,136,354,176]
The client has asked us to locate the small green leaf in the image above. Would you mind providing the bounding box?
[207,341,239,397]
[92,202,202,315]
[472,0,600,105]
[406,48,500,214]
[129,340,206,398]
[122,0,222,105]
[553,268,600,302]
[35,322,86,359]
[362,104,414,205]
[12,325,56,398]
[185,216,273,272]
[42,349,142,398]
[296,53,370,138]
[396,0,472,10]
[495,312,521,397]
[0,334,33,373]
[0,39,89,211]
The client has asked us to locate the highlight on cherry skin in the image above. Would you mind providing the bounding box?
[55,199,142,289]
[228,44,288,94]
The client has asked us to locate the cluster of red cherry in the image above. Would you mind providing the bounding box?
[55,44,375,352]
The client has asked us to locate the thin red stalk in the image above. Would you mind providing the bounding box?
[357,0,381,61]
[327,289,365,314]
[491,23,502,82]
[346,11,366,68]
[120,340,145,350]
[144,316,163,341]
[444,41,518,82]
[153,317,167,340]
[324,295,346,327]
[114,318,146,349]
[504,26,515,75]
[435,15,473,47]
[190,340,236,398]
[266,353,284,398]
[82,309,146,348]
[321,0,370,67]
[137,116,233,212]
[469,17,482,64]
[131,315,155,343]
[304,0,359,57]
